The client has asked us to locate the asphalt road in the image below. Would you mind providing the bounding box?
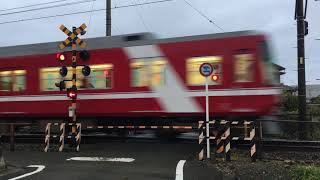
[1,133,224,180]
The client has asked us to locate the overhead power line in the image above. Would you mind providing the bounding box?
[0,0,96,17]
[182,0,224,31]
[132,0,151,32]
[113,0,174,9]
[0,0,174,25]
[0,0,67,12]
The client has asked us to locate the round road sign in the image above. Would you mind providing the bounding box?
[199,63,213,77]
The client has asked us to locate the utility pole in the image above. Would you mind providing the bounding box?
[295,0,307,139]
[106,0,111,36]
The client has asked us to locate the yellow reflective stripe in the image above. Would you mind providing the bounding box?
[80,23,87,30]
[60,25,72,36]
[58,42,65,49]
[79,41,87,48]
[75,23,87,35]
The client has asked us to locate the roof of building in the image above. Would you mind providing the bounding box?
[272,63,285,71]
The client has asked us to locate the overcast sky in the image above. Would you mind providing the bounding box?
[0,0,319,85]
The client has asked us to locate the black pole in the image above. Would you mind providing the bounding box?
[106,0,111,36]
[296,0,307,139]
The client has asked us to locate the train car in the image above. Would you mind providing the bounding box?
[0,31,281,124]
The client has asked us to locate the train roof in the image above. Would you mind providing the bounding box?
[0,30,263,58]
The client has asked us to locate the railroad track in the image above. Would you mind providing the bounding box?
[0,132,198,145]
[2,133,320,152]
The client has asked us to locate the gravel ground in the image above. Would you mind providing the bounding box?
[212,149,320,180]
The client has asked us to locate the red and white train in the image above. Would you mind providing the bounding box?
[0,31,281,123]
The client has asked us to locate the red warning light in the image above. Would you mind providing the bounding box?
[56,53,66,61]
[104,70,110,77]
[212,74,219,81]
[67,88,77,99]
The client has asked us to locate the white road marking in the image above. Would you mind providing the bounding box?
[66,157,135,162]
[9,165,45,180]
[175,160,186,180]
[0,88,281,102]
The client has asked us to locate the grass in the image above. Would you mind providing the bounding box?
[291,165,320,180]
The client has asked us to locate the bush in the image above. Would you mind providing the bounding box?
[291,166,320,180]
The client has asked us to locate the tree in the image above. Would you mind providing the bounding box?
[281,92,299,113]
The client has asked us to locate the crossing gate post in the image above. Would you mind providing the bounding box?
[215,120,225,159]
[198,121,205,161]
[44,123,52,152]
[224,121,231,161]
[249,121,257,162]
[75,123,81,152]
[58,123,66,152]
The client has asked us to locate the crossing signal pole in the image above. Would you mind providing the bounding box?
[295,0,308,139]
[106,0,111,36]
[56,23,90,151]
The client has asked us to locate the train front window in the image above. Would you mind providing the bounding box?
[234,54,254,82]
[259,41,277,84]
[131,59,167,87]
[0,70,26,92]
[186,56,222,85]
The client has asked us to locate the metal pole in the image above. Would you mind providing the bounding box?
[205,77,210,159]
[10,124,14,152]
[71,27,77,145]
[106,0,111,36]
[296,0,307,139]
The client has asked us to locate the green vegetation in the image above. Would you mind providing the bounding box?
[279,90,320,140]
[281,91,299,113]
[291,165,320,180]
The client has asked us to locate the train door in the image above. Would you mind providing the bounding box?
[230,49,260,116]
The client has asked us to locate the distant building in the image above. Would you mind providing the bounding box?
[273,63,285,84]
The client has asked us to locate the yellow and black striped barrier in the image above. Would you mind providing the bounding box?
[249,121,257,162]
[198,120,257,162]
[76,123,82,152]
[58,123,65,152]
[224,121,231,161]
[198,121,205,161]
[44,122,81,152]
[44,123,51,152]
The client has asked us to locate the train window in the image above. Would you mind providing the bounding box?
[0,71,12,91]
[186,56,222,85]
[85,64,113,89]
[259,41,277,84]
[234,54,254,82]
[0,70,26,92]
[13,70,26,92]
[40,64,113,91]
[131,59,166,87]
[40,67,62,91]
[151,60,166,86]
[131,61,149,87]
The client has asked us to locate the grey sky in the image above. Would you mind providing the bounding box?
[0,0,319,85]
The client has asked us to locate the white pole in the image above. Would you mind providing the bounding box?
[205,76,210,159]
